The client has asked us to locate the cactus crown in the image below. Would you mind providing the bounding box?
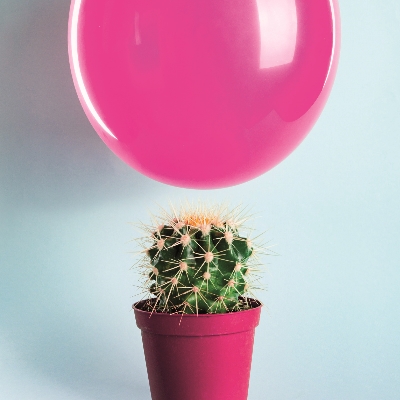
[135,203,264,314]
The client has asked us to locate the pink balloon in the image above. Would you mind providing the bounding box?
[68,0,340,188]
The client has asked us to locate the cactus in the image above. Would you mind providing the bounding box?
[135,203,265,314]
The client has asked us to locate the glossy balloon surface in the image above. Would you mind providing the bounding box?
[69,0,340,188]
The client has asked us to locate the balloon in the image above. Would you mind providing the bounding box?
[68,0,340,188]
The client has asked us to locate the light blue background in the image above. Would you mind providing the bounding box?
[1,1,399,399]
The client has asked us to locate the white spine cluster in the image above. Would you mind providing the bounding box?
[133,202,271,315]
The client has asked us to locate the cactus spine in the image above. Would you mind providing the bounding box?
[136,204,263,314]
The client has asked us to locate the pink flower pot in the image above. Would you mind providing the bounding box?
[133,299,262,400]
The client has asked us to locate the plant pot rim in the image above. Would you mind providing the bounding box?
[133,298,262,337]
[132,297,261,316]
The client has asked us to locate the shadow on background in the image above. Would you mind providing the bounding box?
[0,1,158,399]
[0,0,155,212]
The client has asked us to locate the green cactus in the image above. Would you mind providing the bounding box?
[136,203,264,314]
